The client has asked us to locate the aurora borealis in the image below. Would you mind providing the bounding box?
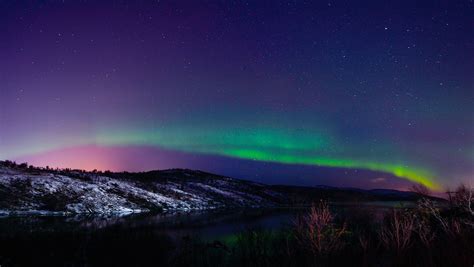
[0,1,473,191]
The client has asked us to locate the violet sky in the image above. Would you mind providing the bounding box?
[0,1,473,191]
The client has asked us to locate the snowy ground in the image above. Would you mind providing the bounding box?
[0,166,286,214]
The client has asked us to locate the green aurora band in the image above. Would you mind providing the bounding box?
[95,127,442,190]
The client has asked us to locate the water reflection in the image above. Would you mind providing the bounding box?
[0,203,413,266]
[0,202,410,238]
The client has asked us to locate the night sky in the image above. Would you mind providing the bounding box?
[1,1,473,191]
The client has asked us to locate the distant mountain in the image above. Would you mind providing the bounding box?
[0,161,443,215]
[270,185,443,204]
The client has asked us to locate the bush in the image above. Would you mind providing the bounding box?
[294,201,348,256]
[379,209,415,253]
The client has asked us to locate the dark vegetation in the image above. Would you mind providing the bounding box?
[169,187,473,267]
[0,185,472,267]
[0,161,471,266]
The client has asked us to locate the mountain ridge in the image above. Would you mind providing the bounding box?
[0,161,443,215]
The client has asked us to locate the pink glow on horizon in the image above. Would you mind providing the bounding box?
[11,144,429,192]
[12,145,181,172]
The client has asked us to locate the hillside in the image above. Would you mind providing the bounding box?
[0,161,442,214]
[0,162,286,214]
[270,185,443,204]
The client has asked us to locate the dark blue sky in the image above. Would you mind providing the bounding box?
[0,1,473,190]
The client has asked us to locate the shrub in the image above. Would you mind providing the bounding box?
[294,201,347,256]
[448,184,474,222]
[379,209,414,253]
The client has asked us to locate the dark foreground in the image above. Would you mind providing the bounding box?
[0,188,473,267]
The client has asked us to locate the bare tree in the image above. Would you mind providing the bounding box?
[379,209,414,253]
[294,201,347,255]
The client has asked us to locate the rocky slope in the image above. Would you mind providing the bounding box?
[0,161,442,215]
[0,163,286,214]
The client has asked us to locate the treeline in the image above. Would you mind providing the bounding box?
[0,160,114,176]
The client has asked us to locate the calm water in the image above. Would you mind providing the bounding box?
[0,201,412,239]
[0,202,411,266]
[0,208,302,240]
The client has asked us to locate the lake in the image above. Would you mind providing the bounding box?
[0,202,412,266]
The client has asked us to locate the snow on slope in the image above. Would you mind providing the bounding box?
[0,165,286,214]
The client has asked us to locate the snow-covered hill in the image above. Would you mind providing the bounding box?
[0,164,286,215]
[0,161,442,215]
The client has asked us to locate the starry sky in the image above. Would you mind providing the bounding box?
[0,1,473,191]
